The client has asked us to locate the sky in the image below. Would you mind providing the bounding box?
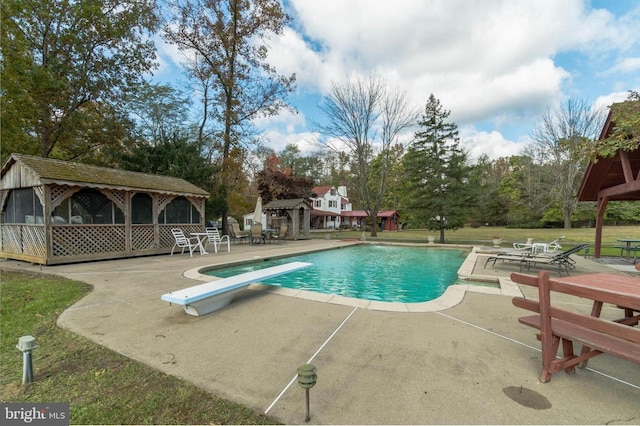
[153,0,640,162]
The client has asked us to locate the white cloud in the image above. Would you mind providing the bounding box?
[593,91,638,112]
[261,129,321,154]
[152,0,640,157]
[270,0,638,129]
[603,57,640,74]
[459,127,525,162]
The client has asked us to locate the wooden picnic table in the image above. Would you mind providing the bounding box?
[511,272,640,382]
[548,273,640,314]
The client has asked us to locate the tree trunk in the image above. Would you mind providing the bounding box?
[369,212,378,237]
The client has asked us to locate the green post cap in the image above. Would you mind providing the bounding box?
[297,363,317,389]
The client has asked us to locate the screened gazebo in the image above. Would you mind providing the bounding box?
[1,154,209,264]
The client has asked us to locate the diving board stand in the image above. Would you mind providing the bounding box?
[161,261,312,316]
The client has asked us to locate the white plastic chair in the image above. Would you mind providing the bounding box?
[205,227,230,253]
[170,228,199,257]
[513,238,534,250]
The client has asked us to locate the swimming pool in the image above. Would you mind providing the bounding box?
[204,245,468,303]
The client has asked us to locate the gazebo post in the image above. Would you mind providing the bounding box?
[594,195,608,259]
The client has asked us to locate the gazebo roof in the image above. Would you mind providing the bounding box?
[1,154,209,197]
[263,198,311,209]
[577,102,640,202]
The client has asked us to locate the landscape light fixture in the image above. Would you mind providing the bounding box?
[297,363,317,422]
[16,335,38,384]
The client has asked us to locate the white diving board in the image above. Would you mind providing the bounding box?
[161,261,313,316]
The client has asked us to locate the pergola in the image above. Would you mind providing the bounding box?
[577,102,640,258]
[262,198,311,240]
[1,154,209,264]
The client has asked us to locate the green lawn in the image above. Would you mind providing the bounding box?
[0,270,278,425]
[313,225,640,255]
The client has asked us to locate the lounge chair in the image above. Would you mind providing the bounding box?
[519,244,588,274]
[227,223,247,244]
[533,236,564,253]
[205,227,230,253]
[513,238,534,250]
[250,223,263,245]
[513,236,564,253]
[485,244,588,275]
[170,228,200,257]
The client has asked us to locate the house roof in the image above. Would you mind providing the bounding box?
[1,154,209,197]
[342,210,399,218]
[312,186,333,196]
[577,102,640,202]
[310,208,334,216]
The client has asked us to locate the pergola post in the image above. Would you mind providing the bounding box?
[594,195,609,258]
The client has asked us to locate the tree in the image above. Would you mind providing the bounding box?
[589,91,640,158]
[316,75,417,236]
[528,97,605,228]
[255,167,315,204]
[466,154,505,227]
[163,0,296,234]
[1,0,159,160]
[403,94,471,243]
[125,83,193,146]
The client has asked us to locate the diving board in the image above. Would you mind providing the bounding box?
[161,261,313,316]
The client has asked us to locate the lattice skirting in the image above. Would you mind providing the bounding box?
[2,224,204,263]
[52,225,126,257]
[132,225,155,251]
[1,225,46,258]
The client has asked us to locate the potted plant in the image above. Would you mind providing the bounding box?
[427,235,435,244]
[492,236,502,247]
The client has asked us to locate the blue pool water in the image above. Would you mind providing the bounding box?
[204,245,468,303]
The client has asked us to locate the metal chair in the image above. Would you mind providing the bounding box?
[250,223,263,245]
[205,227,230,253]
[271,224,289,244]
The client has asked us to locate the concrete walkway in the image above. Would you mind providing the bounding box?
[2,240,639,425]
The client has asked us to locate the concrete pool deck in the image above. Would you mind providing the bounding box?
[2,239,639,424]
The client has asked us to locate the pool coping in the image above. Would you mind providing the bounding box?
[183,245,523,312]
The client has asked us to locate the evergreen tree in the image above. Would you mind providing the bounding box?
[403,94,471,243]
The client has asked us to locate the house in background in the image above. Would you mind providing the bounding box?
[310,185,352,229]
[342,210,401,231]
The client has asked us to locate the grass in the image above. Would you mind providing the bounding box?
[0,270,278,425]
[312,225,640,256]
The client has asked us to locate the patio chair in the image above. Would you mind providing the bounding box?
[486,243,585,267]
[227,224,247,244]
[205,227,230,253]
[170,228,200,257]
[514,236,564,253]
[543,236,564,253]
[486,244,588,275]
[519,244,588,275]
[250,223,263,245]
[513,238,534,250]
[271,224,289,244]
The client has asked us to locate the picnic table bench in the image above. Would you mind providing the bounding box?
[614,239,640,263]
[161,261,312,316]
[510,271,640,382]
